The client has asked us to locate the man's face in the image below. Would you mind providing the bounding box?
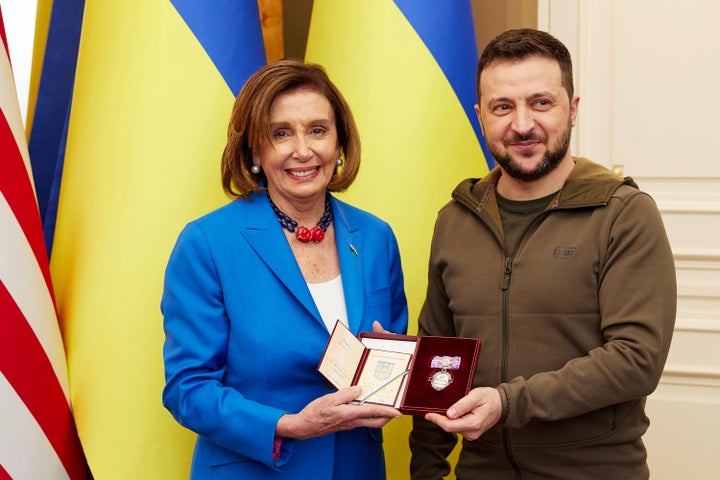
[476,56,579,182]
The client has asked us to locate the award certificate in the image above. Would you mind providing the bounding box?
[353,349,412,405]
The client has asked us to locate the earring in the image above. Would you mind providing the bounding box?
[336,157,344,167]
[251,164,261,174]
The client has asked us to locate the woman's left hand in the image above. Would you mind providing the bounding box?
[275,386,402,440]
[372,321,390,333]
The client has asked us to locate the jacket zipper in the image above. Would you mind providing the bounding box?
[501,255,521,479]
[500,212,551,480]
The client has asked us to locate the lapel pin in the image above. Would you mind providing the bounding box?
[349,244,359,256]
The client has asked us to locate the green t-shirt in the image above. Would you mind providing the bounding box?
[496,191,558,256]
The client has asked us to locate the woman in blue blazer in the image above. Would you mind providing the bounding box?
[162,60,408,479]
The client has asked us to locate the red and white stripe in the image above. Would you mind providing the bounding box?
[0,10,86,480]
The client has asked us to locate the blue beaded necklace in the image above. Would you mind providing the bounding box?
[269,196,333,243]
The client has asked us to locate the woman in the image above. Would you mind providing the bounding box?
[161,59,408,479]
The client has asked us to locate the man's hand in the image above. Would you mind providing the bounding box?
[423,387,503,441]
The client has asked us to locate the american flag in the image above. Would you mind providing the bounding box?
[0,7,86,479]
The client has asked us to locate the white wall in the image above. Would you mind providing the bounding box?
[1,0,38,127]
[540,1,720,478]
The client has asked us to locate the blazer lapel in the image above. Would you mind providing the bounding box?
[238,193,322,322]
[332,198,365,335]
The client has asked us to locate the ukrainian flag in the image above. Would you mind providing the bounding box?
[306,1,490,477]
[46,2,264,478]
[27,0,84,255]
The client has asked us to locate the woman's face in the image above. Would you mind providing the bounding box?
[254,87,339,209]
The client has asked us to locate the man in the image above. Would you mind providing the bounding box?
[409,28,676,479]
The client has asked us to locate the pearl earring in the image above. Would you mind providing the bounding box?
[336,157,344,167]
[251,164,261,174]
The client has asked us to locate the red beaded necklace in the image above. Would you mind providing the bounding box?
[269,196,333,243]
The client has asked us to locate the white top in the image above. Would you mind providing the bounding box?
[307,274,348,332]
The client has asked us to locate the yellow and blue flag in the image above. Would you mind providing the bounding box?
[306,1,490,477]
[27,0,84,256]
[44,2,265,478]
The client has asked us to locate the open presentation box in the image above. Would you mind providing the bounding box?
[318,322,481,415]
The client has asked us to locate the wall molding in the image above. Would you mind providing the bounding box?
[636,177,720,214]
[674,252,720,264]
[661,365,720,388]
[674,317,720,334]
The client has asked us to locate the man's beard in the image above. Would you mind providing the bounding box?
[489,118,573,182]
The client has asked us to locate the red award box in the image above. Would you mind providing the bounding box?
[318,322,481,415]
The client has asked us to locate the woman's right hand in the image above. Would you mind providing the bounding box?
[275,386,402,440]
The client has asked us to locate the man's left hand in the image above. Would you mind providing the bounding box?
[424,387,503,441]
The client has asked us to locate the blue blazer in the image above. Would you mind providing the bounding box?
[162,192,408,480]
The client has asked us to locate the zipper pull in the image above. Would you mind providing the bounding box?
[502,256,513,290]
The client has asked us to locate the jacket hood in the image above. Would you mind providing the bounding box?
[451,157,638,213]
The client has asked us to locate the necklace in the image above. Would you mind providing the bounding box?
[269,196,333,243]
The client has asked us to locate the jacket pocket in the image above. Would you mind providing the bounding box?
[512,404,619,447]
[204,443,250,467]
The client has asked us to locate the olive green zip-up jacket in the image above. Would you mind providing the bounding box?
[410,158,676,480]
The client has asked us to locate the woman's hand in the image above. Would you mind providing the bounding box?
[372,320,390,333]
[276,386,402,440]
